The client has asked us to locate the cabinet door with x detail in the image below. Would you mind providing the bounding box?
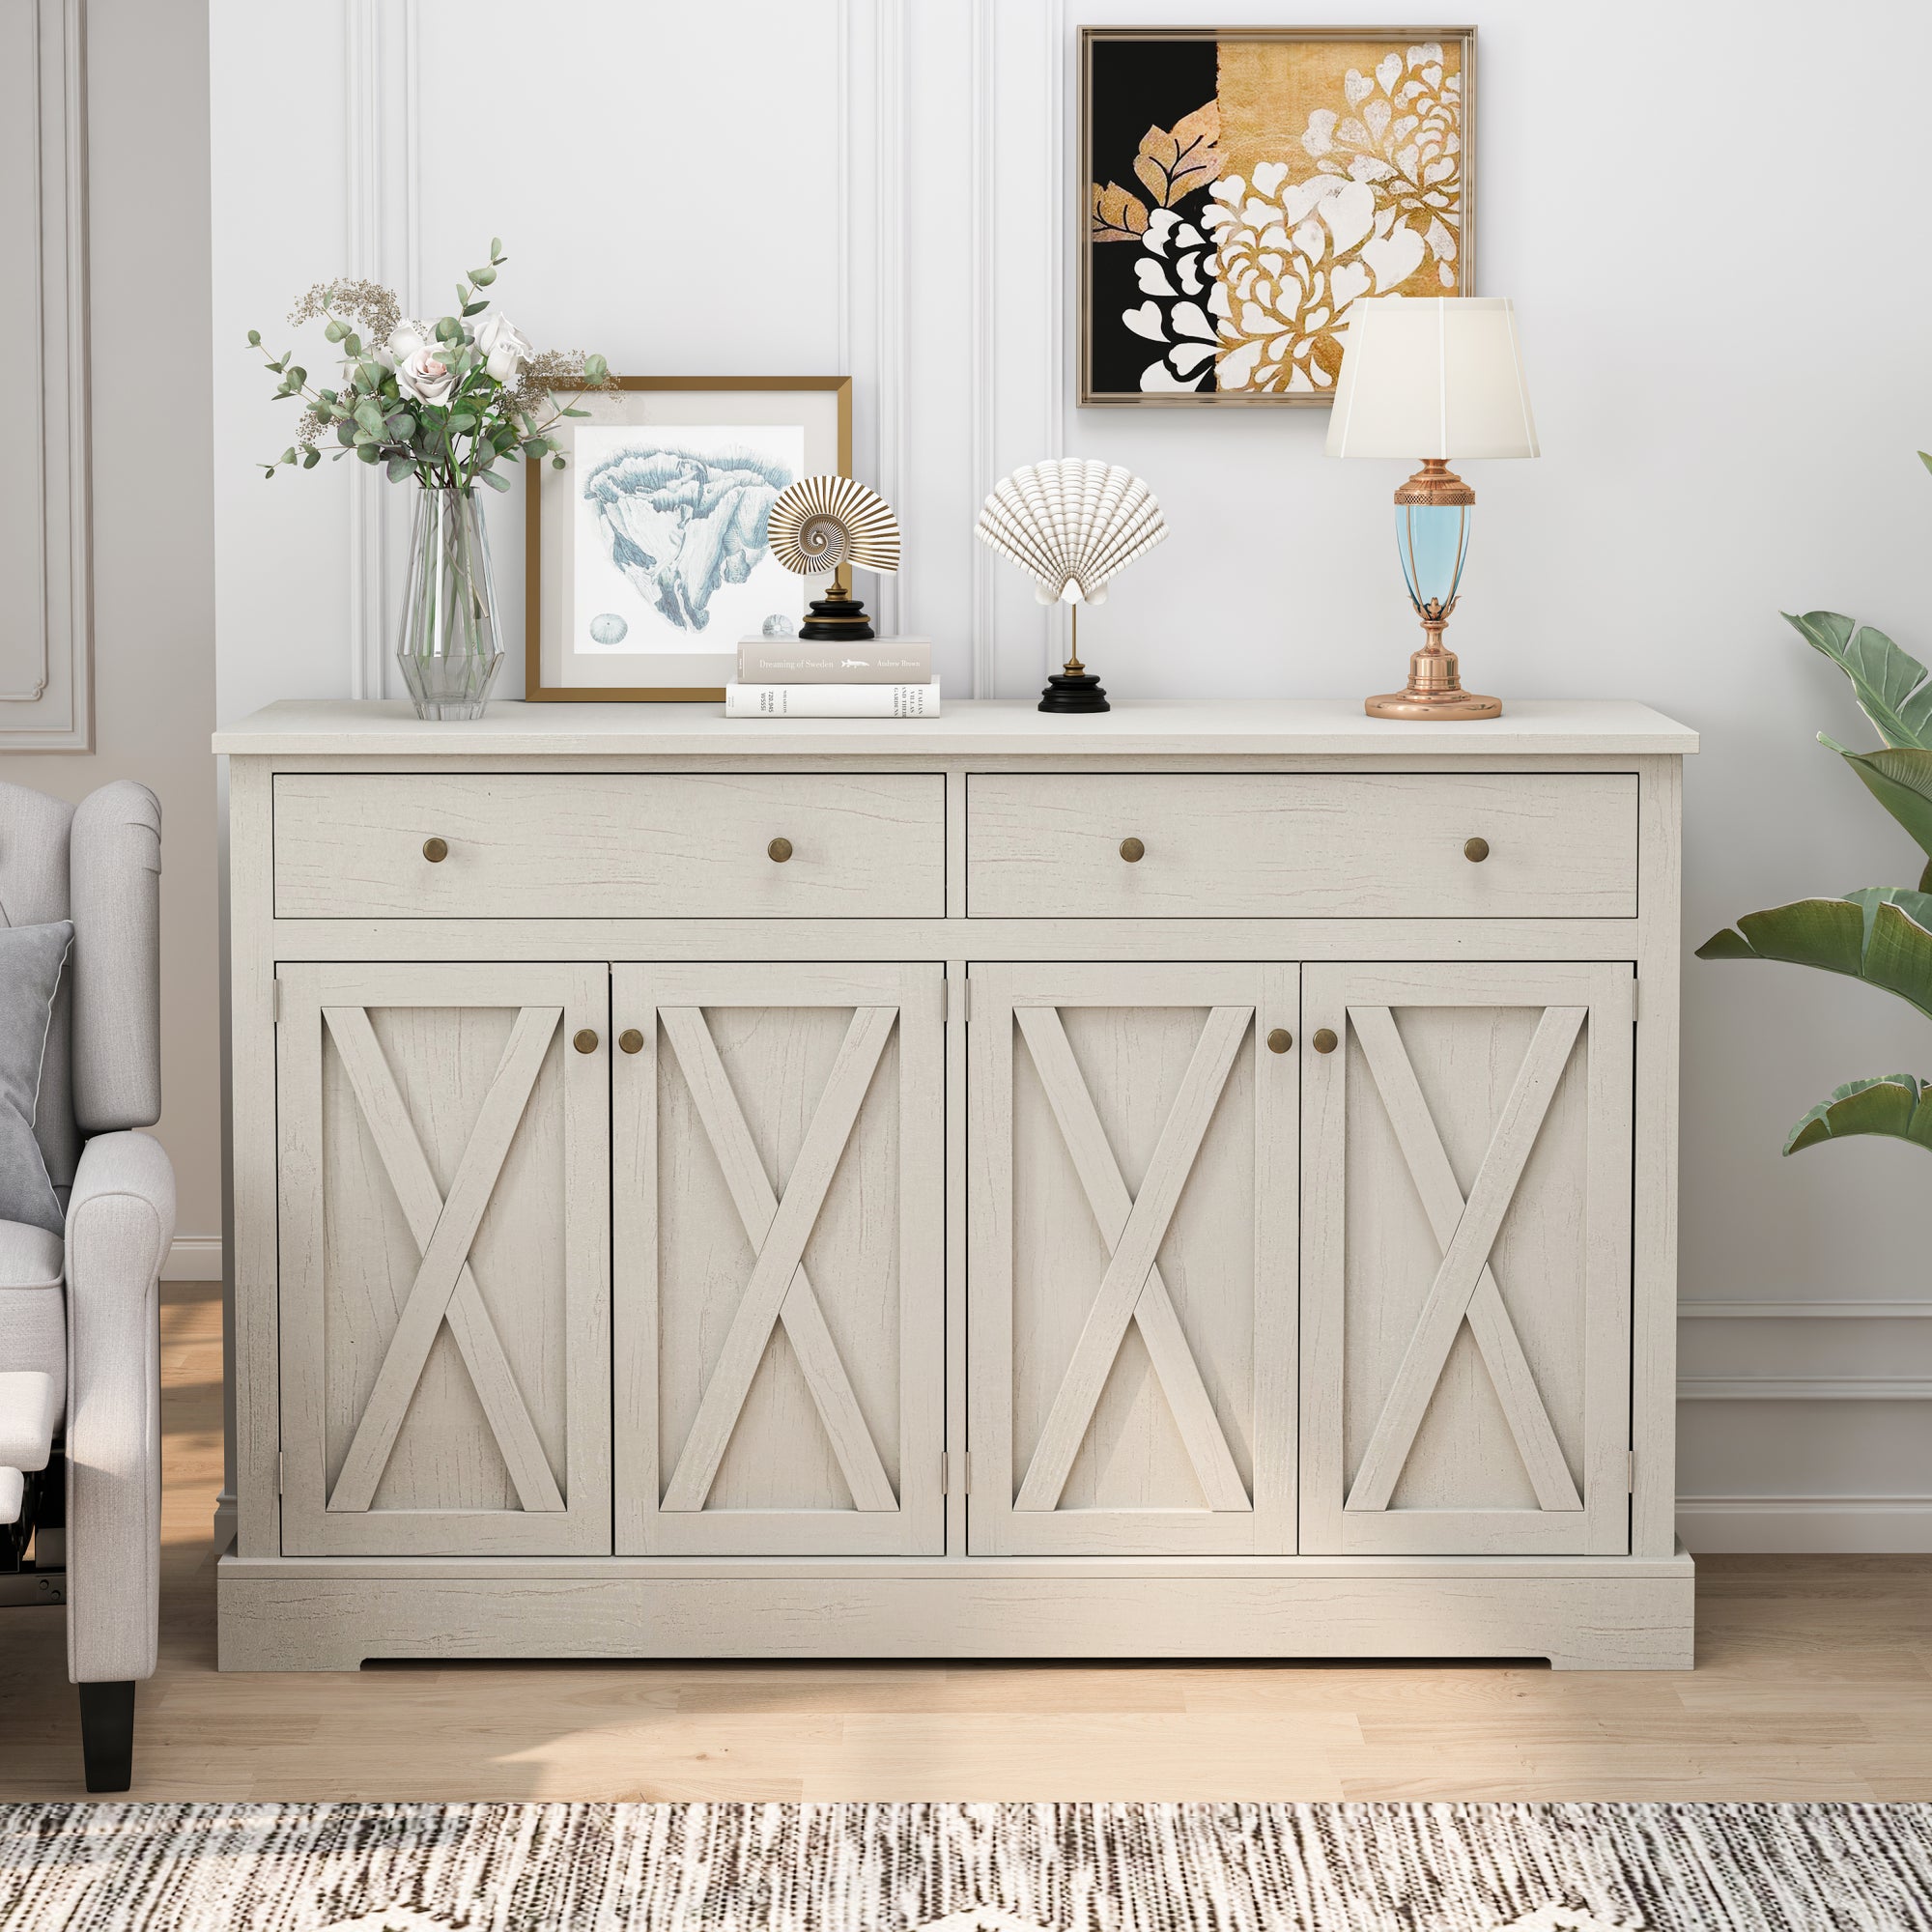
[275,962,612,1556]
[613,962,945,1555]
[1299,963,1634,1556]
[969,964,1298,1555]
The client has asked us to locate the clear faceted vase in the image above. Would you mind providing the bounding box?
[396,486,503,720]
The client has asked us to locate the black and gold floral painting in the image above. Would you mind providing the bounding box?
[1082,28,1471,404]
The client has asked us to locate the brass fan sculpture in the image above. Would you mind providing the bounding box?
[767,474,901,641]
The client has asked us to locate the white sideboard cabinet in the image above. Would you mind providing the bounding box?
[214,697,1697,1671]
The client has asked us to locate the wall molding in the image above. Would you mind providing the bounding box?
[1679,1377,1932,1401]
[0,0,91,750]
[1681,1300,1932,1319]
[1678,1495,1932,1555]
[968,0,996,695]
[162,1235,222,1283]
[342,0,419,701]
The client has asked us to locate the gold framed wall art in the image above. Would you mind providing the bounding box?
[1081,26,1474,406]
[525,376,852,701]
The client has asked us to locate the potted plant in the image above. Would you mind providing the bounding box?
[251,241,613,718]
[1699,461,1932,1153]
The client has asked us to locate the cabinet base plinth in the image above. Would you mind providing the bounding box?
[218,1556,1694,1674]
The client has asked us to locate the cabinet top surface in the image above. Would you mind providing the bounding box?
[213,696,1697,758]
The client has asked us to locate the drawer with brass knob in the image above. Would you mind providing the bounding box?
[967,772,1635,919]
[271,772,946,919]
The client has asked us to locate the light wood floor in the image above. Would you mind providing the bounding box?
[3,1285,1930,1803]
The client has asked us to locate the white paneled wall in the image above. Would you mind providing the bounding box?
[211,0,1932,1550]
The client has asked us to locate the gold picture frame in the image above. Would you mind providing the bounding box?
[1079,25,1476,406]
[524,375,853,701]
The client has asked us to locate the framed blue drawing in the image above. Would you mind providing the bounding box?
[526,377,852,701]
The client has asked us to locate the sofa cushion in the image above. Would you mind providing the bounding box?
[0,921,72,1235]
[0,1218,65,1401]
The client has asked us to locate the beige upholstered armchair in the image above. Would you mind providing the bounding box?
[0,781,173,1792]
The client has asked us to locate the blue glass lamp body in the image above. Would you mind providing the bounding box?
[1395,501,1471,622]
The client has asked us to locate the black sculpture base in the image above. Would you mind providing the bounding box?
[797,589,876,641]
[1038,671,1109,714]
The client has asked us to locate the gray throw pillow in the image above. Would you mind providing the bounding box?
[0,921,73,1236]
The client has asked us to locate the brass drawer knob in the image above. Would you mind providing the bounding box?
[422,837,448,864]
[572,1028,599,1054]
[618,1028,644,1055]
[1463,837,1490,863]
[1266,1028,1293,1055]
[1312,1027,1339,1054]
[1119,837,1145,863]
[768,837,793,864]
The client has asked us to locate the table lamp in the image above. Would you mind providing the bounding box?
[1325,297,1539,721]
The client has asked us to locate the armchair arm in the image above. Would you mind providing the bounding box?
[64,1130,174,1684]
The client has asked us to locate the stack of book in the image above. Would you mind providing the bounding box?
[724,638,939,718]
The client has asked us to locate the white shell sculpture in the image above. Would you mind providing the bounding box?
[767,474,901,579]
[975,459,1167,606]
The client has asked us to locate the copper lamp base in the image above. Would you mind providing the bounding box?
[1365,628,1500,722]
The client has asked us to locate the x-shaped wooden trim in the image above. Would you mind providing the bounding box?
[659,1005,899,1513]
[1012,1004,1253,1514]
[324,1005,565,1514]
[1345,1004,1586,1515]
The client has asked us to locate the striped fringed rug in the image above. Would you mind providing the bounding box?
[2,1802,1930,1932]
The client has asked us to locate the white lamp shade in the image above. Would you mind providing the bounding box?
[1324,297,1539,461]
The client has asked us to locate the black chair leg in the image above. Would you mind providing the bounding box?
[78,1681,135,1793]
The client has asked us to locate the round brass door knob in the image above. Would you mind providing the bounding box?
[1119,837,1146,863]
[768,837,793,863]
[618,1028,645,1055]
[1266,1028,1293,1055]
[1464,837,1490,863]
[422,837,448,863]
[1312,1027,1339,1054]
[572,1028,599,1054]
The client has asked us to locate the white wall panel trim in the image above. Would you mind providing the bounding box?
[1679,1496,1932,1555]
[0,0,91,750]
[1681,1301,1932,1320]
[968,0,995,695]
[1679,1377,1932,1401]
[342,0,418,702]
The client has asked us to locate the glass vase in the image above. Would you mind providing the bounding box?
[396,485,503,720]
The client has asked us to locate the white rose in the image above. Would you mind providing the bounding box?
[385,324,428,363]
[472,313,532,384]
[395,345,455,407]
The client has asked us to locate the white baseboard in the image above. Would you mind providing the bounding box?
[162,1236,222,1281]
[1678,1496,1932,1553]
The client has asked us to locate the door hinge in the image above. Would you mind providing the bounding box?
[1631,978,1641,1024]
[1626,1450,1636,1493]
[277,1450,285,1497]
[947,978,970,1024]
[943,1450,970,1494]
[271,978,283,1023]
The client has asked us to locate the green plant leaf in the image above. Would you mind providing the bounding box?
[435,316,461,342]
[301,447,320,469]
[1920,450,1932,476]
[344,332,361,356]
[1697,891,1932,1022]
[1785,609,1932,750]
[247,328,262,347]
[474,467,511,491]
[1837,748,1932,864]
[324,319,345,342]
[448,412,476,432]
[490,236,503,259]
[461,299,488,317]
[385,452,414,482]
[551,455,565,469]
[469,266,496,286]
[583,353,608,384]
[1785,1073,1932,1154]
[356,441,381,464]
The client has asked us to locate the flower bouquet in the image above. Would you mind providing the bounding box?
[251,241,614,717]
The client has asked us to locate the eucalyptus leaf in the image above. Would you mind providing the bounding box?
[325,320,345,342]
[247,328,262,346]
[461,300,488,317]
[583,354,608,384]
[385,453,414,482]
[449,412,477,432]
[469,266,496,285]
[552,455,565,469]
[344,333,361,356]
[490,237,503,259]
[301,447,320,469]
[474,467,511,492]
[356,441,381,464]
[1785,1073,1932,1154]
